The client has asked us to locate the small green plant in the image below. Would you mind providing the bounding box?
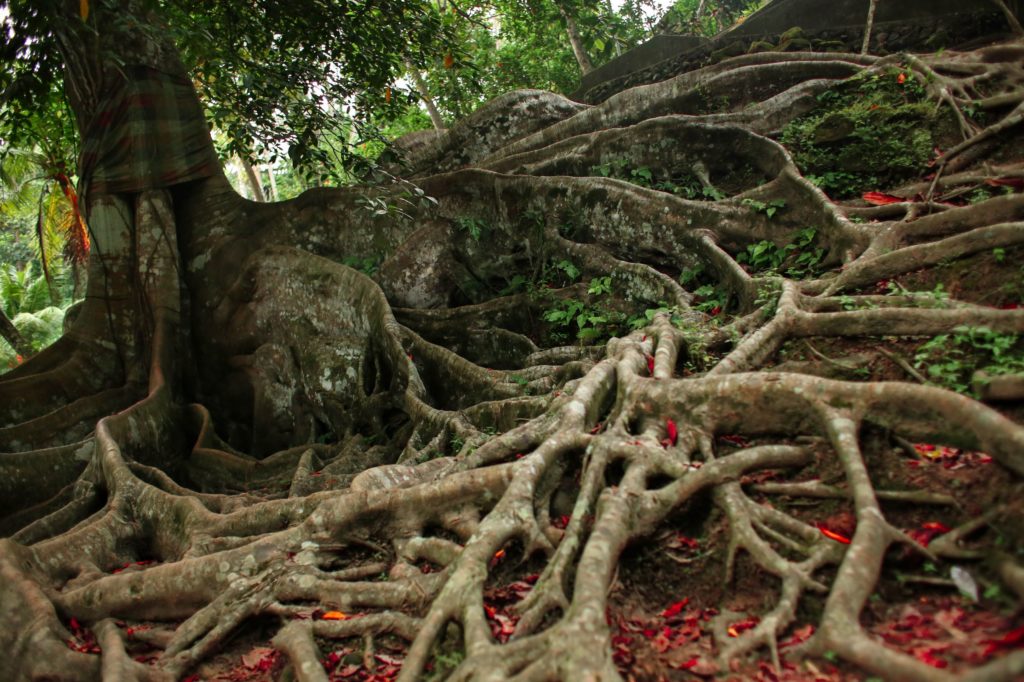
[508,374,531,395]
[691,284,728,316]
[914,325,1024,395]
[554,259,580,282]
[737,240,785,272]
[993,247,1006,263]
[735,227,825,278]
[455,217,490,242]
[679,264,705,285]
[340,255,381,276]
[781,67,936,198]
[587,276,612,296]
[544,299,609,341]
[449,432,465,453]
[499,274,530,296]
[741,197,786,219]
[627,304,676,330]
[426,650,466,681]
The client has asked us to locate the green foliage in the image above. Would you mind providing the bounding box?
[11,308,62,351]
[1,264,59,317]
[426,649,466,682]
[554,259,581,282]
[587,276,612,296]
[590,159,725,200]
[735,228,826,278]
[1,304,65,372]
[542,273,635,343]
[455,217,490,242]
[741,197,786,219]
[781,69,937,198]
[1,0,457,185]
[657,0,765,37]
[340,256,381,277]
[914,326,1024,396]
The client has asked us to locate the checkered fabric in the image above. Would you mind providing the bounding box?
[79,65,219,197]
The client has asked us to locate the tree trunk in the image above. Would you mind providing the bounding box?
[265,163,279,201]
[406,60,446,131]
[0,308,31,358]
[2,3,1023,681]
[862,0,879,53]
[991,0,1024,34]
[240,156,267,202]
[558,5,595,75]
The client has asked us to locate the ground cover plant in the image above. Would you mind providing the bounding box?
[1,1,1024,680]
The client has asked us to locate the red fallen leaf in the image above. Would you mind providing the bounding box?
[897,72,907,84]
[983,625,1024,655]
[727,617,759,637]
[183,676,200,682]
[69,618,81,633]
[487,611,518,642]
[553,514,571,529]
[507,581,534,599]
[985,176,1024,189]
[913,647,949,669]
[646,354,655,375]
[862,191,904,205]
[665,418,678,447]
[666,534,699,551]
[661,598,690,619]
[320,610,347,620]
[671,657,699,670]
[719,434,748,447]
[590,422,602,434]
[818,525,852,544]
[780,623,815,647]
[323,651,342,671]
[709,306,721,316]
[999,303,1023,309]
[242,647,278,670]
[490,549,506,568]
[908,521,952,548]
[443,53,454,69]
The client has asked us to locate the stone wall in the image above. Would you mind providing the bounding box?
[575,0,1020,104]
[575,35,707,96]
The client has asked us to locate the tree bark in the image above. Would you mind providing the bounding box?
[240,156,267,202]
[558,5,595,75]
[991,0,1024,35]
[265,163,279,201]
[406,60,446,131]
[862,0,879,53]
[0,308,31,358]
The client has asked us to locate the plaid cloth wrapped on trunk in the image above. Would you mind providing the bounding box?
[79,65,219,197]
